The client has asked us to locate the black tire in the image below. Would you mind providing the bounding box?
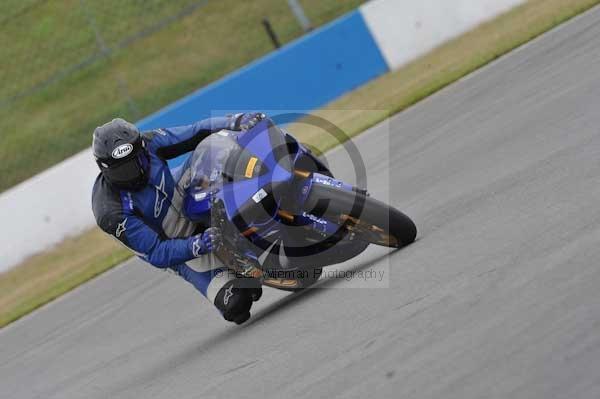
[304,184,417,248]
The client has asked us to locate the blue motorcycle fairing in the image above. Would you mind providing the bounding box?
[184,188,214,222]
[237,120,293,173]
[184,120,294,226]
[310,173,355,193]
[182,119,370,271]
[219,164,292,221]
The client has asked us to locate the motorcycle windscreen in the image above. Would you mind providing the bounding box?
[189,134,241,188]
[237,119,293,173]
[223,148,268,182]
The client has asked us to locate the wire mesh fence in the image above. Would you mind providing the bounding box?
[0,0,365,192]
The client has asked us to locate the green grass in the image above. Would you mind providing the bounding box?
[0,0,364,192]
[2,0,600,328]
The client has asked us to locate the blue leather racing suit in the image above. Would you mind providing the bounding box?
[92,116,239,303]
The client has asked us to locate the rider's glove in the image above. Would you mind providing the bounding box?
[230,112,267,131]
[190,227,222,257]
[214,277,262,324]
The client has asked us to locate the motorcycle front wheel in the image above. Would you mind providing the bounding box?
[304,184,417,248]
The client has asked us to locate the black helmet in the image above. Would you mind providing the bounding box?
[92,118,150,190]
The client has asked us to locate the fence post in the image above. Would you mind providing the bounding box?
[287,0,312,32]
[262,18,281,49]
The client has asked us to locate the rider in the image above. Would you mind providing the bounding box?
[91,113,265,324]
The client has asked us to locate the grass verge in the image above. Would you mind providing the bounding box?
[0,229,130,327]
[0,0,364,192]
[1,0,599,328]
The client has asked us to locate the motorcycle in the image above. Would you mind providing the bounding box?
[183,118,416,291]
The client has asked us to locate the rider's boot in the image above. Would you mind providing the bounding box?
[214,276,262,324]
[171,255,261,324]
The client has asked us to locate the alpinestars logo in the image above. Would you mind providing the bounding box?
[192,237,203,257]
[116,218,127,238]
[154,172,167,218]
[223,285,234,306]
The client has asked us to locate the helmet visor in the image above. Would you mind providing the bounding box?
[101,155,145,186]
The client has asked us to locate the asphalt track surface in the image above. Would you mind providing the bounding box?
[4,7,600,399]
